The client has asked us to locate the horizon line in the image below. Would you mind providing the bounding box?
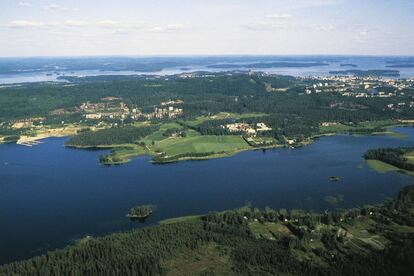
[1,54,414,59]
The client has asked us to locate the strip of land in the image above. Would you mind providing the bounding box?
[365,147,414,176]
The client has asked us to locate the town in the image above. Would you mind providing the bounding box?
[302,75,414,98]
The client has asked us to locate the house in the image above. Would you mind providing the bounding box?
[85,114,102,120]
[226,123,256,135]
[256,123,272,131]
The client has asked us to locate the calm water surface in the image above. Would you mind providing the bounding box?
[1,127,414,264]
[1,56,414,84]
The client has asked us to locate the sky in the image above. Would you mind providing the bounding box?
[0,0,413,57]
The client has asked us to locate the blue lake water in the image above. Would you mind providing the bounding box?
[1,127,414,264]
[1,56,414,84]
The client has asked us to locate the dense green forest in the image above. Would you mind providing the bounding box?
[364,147,414,171]
[65,126,157,147]
[1,185,413,275]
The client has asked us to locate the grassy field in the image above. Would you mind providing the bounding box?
[184,112,267,127]
[319,120,401,134]
[101,146,147,165]
[159,215,201,225]
[403,150,414,164]
[98,119,254,164]
[366,159,414,176]
[342,217,389,251]
[161,243,234,276]
[249,221,292,240]
[154,135,250,156]
[384,131,407,139]
[366,159,401,173]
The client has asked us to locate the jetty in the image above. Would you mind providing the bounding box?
[17,140,43,147]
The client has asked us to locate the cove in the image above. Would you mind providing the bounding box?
[1,127,414,264]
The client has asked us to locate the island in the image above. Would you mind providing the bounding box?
[329,69,400,77]
[207,62,330,69]
[329,176,340,182]
[127,204,155,219]
[340,63,358,67]
[386,64,414,68]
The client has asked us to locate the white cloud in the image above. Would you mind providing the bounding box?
[93,20,184,32]
[291,0,343,9]
[95,20,119,28]
[7,19,185,33]
[246,12,292,31]
[8,20,43,28]
[354,30,370,44]
[265,13,292,19]
[148,26,164,32]
[245,21,289,31]
[166,24,184,30]
[18,2,32,7]
[311,24,336,32]
[64,20,90,27]
[43,4,77,12]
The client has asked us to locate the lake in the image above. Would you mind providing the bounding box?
[1,127,414,264]
[1,56,414,84]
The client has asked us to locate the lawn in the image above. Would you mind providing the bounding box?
[403,150,414,165]
[102,125,252,164]
[320,123,355,133]
[159,215,201,225]
[140,122,194,144]
[161,243,234,276]
[184,112,267,127]
[154,135,250,156]
[249,221,292,240]
[366,159,401,173]
[100,145,147,165]
[366,158,414,176]
[319,120,400,134]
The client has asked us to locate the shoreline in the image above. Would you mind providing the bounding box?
[2,123,410,165]
[12,125,83,146]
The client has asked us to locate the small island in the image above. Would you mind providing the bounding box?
[386,64,414,68]
[340,63,358,67]
[329,176,340,182]
[127,204,155,220]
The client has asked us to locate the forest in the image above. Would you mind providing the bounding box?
[65,126,157,147]
[1,185,413,275]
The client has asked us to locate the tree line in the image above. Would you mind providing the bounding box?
[66,126,157,147]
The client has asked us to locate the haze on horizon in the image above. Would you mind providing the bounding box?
[0,0,413,57]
